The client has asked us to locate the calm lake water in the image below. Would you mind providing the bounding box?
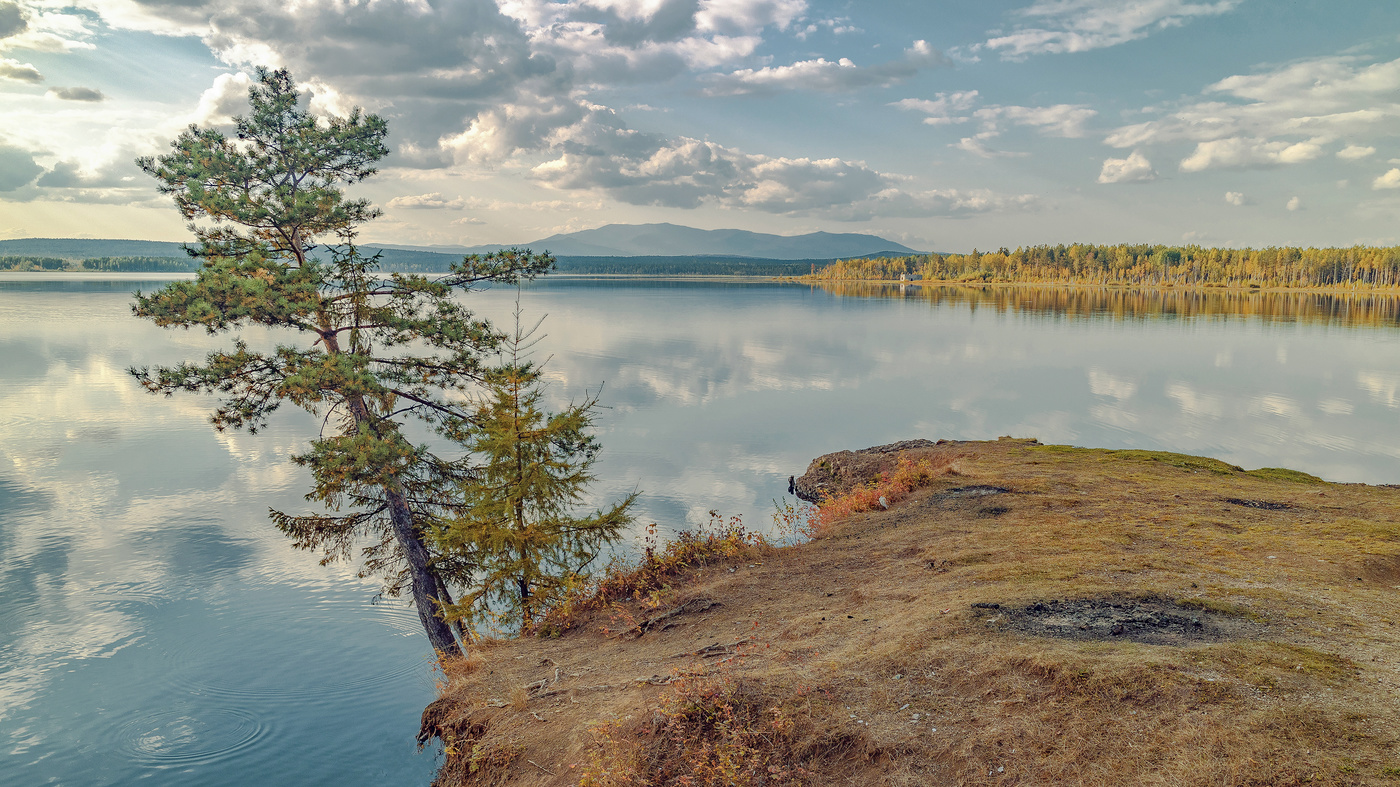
[4,274,1400,785]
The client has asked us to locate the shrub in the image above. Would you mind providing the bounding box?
[813,456,945,531]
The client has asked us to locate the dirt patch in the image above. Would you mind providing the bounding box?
[940,484,1010,498]
[972,594,1259,646]
[1223,497,1294,511]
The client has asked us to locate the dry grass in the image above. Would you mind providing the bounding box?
[421,438,1400,786]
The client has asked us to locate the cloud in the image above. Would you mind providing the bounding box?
[893,91,979,125]
[0,144,42,191]
[496,0,806,86]
[897,91,1096,152]
[190,72,252,127]
[1337,144,1376,161]
[1286,196,1301,211]
[1178,136,1325,172]
[1106,55,1400,173]
[474,100,1039,217]
[451,216,487,226]
[86,0,556,150]
[72,1,1028,221]
[1374,168,1400,190]
[1224,190,1245,205]
[984,0,1241,59]
[33,158,143,190]
[386,192,466,209]
[953,134,1027,159]
[975,103,1096,138]
[0,2,26,39]
[35,160,86,188]
[0,3,95,53]
[47,86,106,101]
[0,55,40,82]
[701,40,946,96]
[1097,150,1156,183]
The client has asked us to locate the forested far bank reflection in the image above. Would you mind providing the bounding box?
[808,281,1400,328]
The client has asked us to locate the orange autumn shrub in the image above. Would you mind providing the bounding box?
[813,456,945,531]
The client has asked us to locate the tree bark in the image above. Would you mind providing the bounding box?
[323,330,463,659]
[386,486,463,658]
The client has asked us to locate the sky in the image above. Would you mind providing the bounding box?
[1,0,1400,252]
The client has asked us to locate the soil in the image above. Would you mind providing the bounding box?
[971,594,1256,646]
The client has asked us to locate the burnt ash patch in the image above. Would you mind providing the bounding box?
[1223,497,1294,511]
[943,485,1010,498]
[972,595,1256,646]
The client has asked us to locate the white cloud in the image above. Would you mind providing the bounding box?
[0,2,95,54]
[701,40,945,96]
[892,91,979,125]
[386,193,466,210]
[1373,168,1400,190]
[1106,55,1400,173]
[189,72,251,127]
[1097,150,1156,183]
[1224,190,1245,205]
[897,90,1096,151]
[984,0,1241,59]
[1337,144,1376,160]
[1286,196,1301,211]
[953,134,1027,159]
[975,103,1096,138]
[1178,136,1325,172]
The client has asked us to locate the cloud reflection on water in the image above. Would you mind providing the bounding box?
[4,276,1400,784]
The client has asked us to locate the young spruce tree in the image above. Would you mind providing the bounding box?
[130,69,552,657]
[431,306,636,630]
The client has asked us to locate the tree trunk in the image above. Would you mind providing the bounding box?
[386,487,463,658]
[321,330,463,658]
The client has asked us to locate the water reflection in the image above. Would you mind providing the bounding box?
[810,281,1400,328]
[0,281,437,786]
[3,275,1400,786]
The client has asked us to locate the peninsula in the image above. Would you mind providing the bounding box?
[421,438,1400,786]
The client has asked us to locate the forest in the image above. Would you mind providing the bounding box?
[0,255,199,272]
[805,244,1400,289]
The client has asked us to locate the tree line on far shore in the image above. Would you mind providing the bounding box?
[1,256,199,272]
[807,244,1400,289]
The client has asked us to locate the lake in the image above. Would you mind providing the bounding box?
[3,274,1399,785]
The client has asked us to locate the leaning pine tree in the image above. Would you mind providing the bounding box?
[129,68,552,657]
[430,307,636,631]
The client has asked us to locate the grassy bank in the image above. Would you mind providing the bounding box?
[421,438,1399,786]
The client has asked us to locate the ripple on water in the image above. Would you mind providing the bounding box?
[168,593,431,709]
[114,707,270,768]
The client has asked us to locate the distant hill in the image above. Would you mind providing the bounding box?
[0,238,192,258]
[420,223,920,259]
[0,224,924,274]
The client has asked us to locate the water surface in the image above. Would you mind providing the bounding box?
[3,275,1399,785]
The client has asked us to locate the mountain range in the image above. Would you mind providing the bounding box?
[374,223,920,259]
[0,223,917,262]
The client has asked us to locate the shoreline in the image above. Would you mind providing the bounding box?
[784,276,1400,296]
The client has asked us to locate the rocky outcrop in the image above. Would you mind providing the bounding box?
[792,438,942,502]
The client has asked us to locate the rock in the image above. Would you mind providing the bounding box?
[792,439,941,502]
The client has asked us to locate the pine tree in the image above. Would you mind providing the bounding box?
[430,306,635,630]
[129,68,551,657]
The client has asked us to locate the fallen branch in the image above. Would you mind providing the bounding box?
[632,598,723,637]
